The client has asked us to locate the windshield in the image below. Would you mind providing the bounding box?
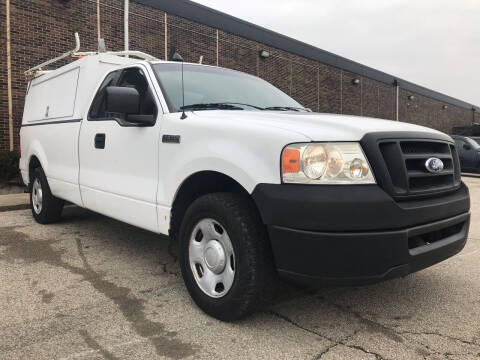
[152,63,306,113]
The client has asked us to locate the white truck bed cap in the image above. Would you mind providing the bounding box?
[22,54,138,125]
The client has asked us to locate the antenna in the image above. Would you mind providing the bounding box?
[180,60,187,119]
[172,52,186,119]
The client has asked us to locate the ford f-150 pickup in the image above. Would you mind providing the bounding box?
[20,52,470,321]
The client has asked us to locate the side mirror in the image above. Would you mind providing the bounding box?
[463,143,472,151]
[105,86,139,114]
[126,114,156,126]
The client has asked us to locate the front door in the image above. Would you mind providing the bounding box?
[79,66,161,232]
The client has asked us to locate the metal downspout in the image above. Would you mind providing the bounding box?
[124,0,129,57]
[395,80,399,121]
[6,0,13,151]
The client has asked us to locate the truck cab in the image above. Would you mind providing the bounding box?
[20,52,470,321]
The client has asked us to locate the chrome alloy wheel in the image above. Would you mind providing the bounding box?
[189,218,236,298]
[31,178,43,215]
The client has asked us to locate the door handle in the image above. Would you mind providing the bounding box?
[94,133,106,149]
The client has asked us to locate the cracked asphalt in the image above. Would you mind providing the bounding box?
[1,177,479,360]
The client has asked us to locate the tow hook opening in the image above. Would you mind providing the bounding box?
[408,221,465,250]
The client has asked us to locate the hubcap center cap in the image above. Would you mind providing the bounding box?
[204,240,226,273]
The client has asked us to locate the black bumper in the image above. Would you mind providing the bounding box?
[252,183,470,286]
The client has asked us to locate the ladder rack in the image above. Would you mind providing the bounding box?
[25,33,158,77]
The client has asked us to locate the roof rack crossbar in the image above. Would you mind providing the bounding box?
[75,50,158,61]
[25,33,159,77]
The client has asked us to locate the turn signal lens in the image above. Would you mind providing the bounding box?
[282,148,300,174]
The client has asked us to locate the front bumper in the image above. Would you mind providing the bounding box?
[252,183,470,286]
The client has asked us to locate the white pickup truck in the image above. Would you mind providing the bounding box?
[20,53,470,321]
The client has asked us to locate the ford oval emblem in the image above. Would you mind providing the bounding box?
[425,157,444,173]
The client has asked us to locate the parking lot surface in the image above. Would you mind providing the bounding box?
[1,177,479,360]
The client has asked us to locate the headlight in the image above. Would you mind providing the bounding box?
[281,142,375,184]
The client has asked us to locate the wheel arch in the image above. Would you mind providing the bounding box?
[26,140,48,185]
[169,170,261,240]
[28,155,42,185]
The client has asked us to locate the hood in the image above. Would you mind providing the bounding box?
[191,110,446,141]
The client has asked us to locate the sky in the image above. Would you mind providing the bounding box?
[192,0,480,106]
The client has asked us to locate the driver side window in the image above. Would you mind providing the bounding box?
[89,70,119,120]
[88,67,157,123]
[116,68,157,120]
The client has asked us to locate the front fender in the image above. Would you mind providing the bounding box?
[161,149,275,206]
[157,113,309,207]
[171,157,258,202]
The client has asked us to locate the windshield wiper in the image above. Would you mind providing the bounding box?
[219,102,265,110]
[264,106,307,112]
[180,103,244,111]
[180,103,307,112]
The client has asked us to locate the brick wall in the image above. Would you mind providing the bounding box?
[398,89,473,133]
[6,0,100,151]
[0,0,476,151]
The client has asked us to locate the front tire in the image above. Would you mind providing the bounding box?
[179,192,275,321]
[30,167,64,224]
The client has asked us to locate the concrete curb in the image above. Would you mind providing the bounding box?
[0,204,30,212]
[0,193,30,212]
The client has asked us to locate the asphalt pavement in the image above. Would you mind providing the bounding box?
[0,177,479,359]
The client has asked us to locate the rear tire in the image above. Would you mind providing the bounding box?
[30,167,64,224]
[179,192,276,321]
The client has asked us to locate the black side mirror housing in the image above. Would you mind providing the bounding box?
[105,86,139,114]
[126,114,156,126]
[463,143,472,151]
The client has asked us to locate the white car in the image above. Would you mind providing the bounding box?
[20,53,470,321]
